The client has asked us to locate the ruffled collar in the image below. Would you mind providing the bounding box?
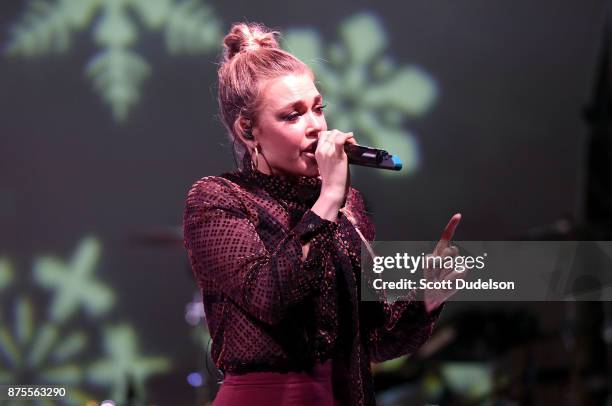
[237,153,322,206]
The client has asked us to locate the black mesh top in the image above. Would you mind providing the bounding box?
[183,160,442,405]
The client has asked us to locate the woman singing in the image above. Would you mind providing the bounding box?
[183,22,461,406]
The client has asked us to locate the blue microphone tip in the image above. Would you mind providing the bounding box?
[391,155,403,170]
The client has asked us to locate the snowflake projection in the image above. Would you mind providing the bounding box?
[283,12,439,175]
[88,324,170,403]
[4,0,222,122]
[0,238,170,405]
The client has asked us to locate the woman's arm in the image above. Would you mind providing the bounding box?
[363,299,443,363]
[183,176,336,326]
[346,188,444,363]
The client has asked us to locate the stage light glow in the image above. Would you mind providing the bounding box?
[187,371,204,387]
[185,292,205,326]
[441,363,492,400]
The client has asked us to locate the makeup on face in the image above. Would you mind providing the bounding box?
[252,74,327,177]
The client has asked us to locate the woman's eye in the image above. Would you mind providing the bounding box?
[284,112,299,121]
[283,104,326,121]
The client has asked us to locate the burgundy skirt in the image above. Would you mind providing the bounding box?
[213,360,340,406]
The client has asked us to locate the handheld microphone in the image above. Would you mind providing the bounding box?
[345,144,403,171]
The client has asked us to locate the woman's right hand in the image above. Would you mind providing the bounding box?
[303,129,355,258]
[315,129,356,208]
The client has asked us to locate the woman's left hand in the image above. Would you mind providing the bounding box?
[423,213,465,313]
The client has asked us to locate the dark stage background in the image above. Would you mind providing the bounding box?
[1,0,610,405]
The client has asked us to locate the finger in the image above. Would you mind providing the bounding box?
[326,131,352,158]
[317,131,331,143]
[316,131,334,153]
[332,130,350,146]
[441,213,461,241]
[424,253,443,271]
[434,213,462,256]
[441,245,459,258]
[326,130,352,144]
[336,133,355,159]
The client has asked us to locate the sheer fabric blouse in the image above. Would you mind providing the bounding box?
[183,163,442,406]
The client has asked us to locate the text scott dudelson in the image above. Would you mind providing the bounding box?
[372,278,515,290]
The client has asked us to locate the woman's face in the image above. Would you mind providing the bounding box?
[250,73,327,178]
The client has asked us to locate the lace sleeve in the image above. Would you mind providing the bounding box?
[347,188,443,362]
[183,177,336,325]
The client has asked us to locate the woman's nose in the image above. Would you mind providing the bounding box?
[305,111,323,133]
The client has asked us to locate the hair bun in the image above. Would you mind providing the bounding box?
[223,23,280,61]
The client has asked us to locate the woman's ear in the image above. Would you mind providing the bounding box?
[234,115,256,147]
[240,116,253,138]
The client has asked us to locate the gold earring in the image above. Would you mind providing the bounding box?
[250,146,259,172]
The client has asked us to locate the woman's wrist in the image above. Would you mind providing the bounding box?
[320,185,346,203]
[312,189,345,222]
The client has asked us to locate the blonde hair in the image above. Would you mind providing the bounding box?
[217,22,313,166]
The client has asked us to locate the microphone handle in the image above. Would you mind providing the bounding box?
[344,144,403,171]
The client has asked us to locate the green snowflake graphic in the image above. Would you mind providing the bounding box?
[5,0,222,122]
[88,324,170,403]
[283,13,438,175]
[0,238,170,405]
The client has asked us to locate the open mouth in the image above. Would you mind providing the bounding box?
[303,141,317,154]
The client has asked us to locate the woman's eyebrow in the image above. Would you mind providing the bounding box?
[278,95,322,110]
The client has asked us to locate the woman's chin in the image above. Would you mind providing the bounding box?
[302,160,320,177]
[271,155,319,178]
[294,167,318,178]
